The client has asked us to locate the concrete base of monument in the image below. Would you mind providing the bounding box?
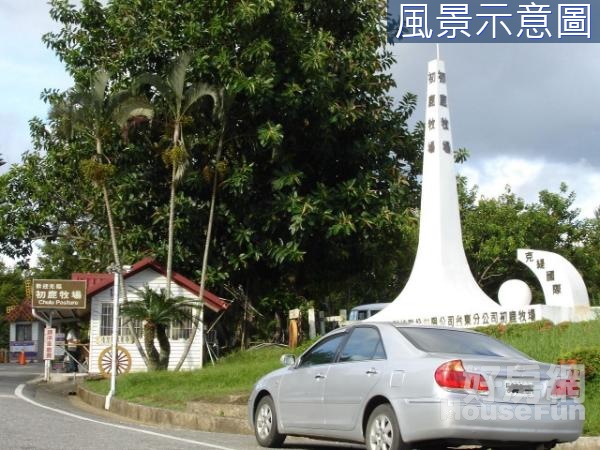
[371,305,599,328]
[539,305,598,324]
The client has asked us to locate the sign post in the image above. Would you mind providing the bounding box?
[43,327,56,361]
[43,327,56,380]
[106,266,120,410]
[105,264,130,410]
[32,279,86,381]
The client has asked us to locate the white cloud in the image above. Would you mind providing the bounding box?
[459,157,600,218]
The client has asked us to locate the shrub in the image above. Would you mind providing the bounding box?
[475,320,554,338]
[557,347,600,381]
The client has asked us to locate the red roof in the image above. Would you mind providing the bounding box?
[4,300,34,322]
[72,258,230,313]
[71,273,113,292]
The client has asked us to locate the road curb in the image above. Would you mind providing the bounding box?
[557,437,600,449]
[26,375,45,385]
[75,385,598,448]
[76,385,252,435]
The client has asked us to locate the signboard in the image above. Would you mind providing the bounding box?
[387,1,599,44]
[389,307,538,328]
[32,279,87,309]
[55,333,65,357]
[43,328,56,360]
[9,340,35,353]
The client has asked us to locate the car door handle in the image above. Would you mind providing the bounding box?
[366,368,378,375]
[314,373,326,380]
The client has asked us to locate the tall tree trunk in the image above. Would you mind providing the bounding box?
[165,122,181,300]
[272,311,282,343]
[96,137,149,367]
[174,118,225,371]
[165,163,177,299]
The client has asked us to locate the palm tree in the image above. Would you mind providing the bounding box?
[72,69,153,366]
[120,286,200,370]
[134,53,219,300]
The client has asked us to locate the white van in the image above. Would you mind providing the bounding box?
[348,302,391,321]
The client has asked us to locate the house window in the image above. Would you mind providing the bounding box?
[100,303,113,336]
[16,323,32,341]
[100,301,194,340]
[100,303,142,337]
[120,317,143,338]
[170,307,194,340]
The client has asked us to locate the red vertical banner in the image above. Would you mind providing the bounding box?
[43,328,56,361]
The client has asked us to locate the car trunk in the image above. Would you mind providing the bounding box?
[460,357,558,405]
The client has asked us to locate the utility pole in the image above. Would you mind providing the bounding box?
[104,263,130,409]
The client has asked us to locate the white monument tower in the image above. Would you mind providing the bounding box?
[367,49,594,326]
[369,50,500,322]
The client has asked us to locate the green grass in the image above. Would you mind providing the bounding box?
[84,320,600,434]
[84,343,311,409]
[476,319,600,435]
[583,380,600,435]
[475,320,600,364]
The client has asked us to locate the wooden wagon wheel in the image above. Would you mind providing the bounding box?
[98,345,132,377]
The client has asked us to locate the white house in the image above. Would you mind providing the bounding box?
[73,258,230,374]
[5,300,45,363]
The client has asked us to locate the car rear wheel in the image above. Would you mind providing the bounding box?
[254,395,286,448]
[366,404,408,450]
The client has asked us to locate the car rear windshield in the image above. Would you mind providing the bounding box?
[396,327,529,358]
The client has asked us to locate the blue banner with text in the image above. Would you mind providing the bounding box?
[387,1,597,43]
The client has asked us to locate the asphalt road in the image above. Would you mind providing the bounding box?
[0,363,364,450]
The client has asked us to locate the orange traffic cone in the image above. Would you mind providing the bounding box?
[18,351,27,365]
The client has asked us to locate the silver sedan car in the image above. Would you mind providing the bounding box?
[248,323,583,450]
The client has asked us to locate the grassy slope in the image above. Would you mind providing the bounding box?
[84,320,600,434]
[476,320,600,435]
[84,344,308,409]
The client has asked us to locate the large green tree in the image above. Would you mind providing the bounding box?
[0,264,26,348]
[461,182,595,304]
[2,0,422,341]
[572,207,600,304]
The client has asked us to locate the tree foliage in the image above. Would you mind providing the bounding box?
[461,181,598,304]
[133,52,219,299]
[0,264,26,348]
[1,0,597,348]
[0,0,422,332]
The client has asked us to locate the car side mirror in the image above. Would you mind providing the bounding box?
[280,354,296,367]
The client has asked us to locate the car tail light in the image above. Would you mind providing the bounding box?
[435,359,489,393]
[552,369,581,398]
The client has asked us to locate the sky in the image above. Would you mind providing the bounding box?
[390,43,600,217]
[0,3,598,227]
